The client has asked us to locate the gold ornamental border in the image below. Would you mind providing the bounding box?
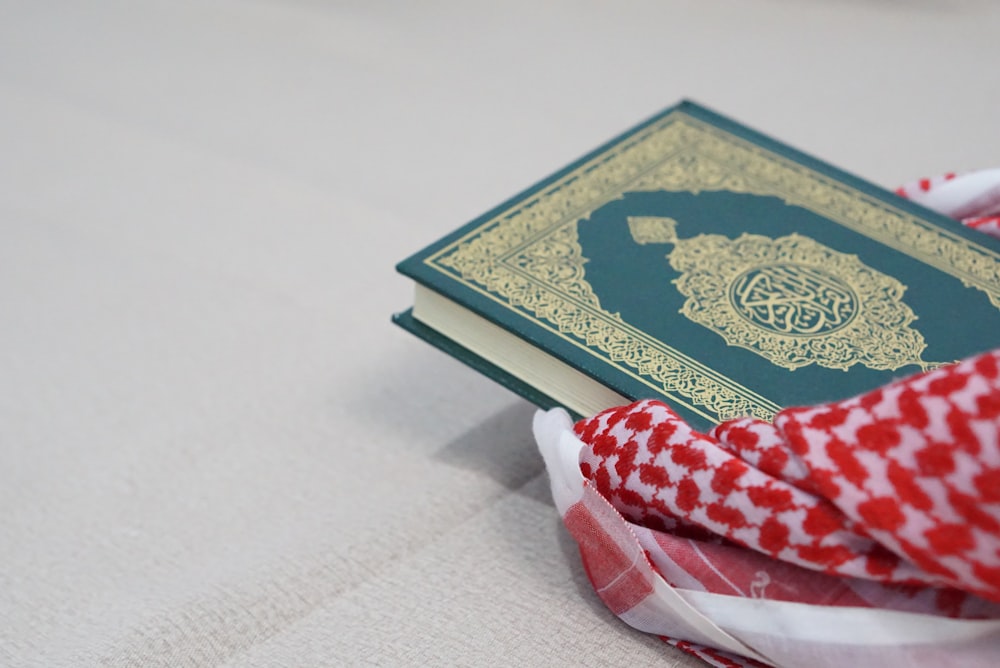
[424,111,1000,423]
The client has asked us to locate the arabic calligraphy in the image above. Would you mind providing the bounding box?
[730,264,858,336]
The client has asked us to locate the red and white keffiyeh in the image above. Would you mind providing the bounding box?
[896,169,1000,240]
[534,169,1000,667]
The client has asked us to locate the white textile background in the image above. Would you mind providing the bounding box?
[1,1,999,666]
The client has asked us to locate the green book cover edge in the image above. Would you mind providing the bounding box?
[391,308,576,419]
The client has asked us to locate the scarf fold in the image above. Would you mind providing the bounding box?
[535,169,1000,667]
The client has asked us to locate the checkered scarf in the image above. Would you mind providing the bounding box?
[534,169,1000,667]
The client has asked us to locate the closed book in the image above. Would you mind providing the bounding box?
[394,101,1000,431]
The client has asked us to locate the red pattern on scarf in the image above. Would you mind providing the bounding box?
[574,350,1000,603]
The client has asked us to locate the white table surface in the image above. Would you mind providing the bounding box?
[2,1,998,666]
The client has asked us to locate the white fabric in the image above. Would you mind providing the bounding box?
[533,408,585,514]
[3,1,1000,665]
[535,409,1000,667]
[533,408,771,662]
[905,169,1000,219]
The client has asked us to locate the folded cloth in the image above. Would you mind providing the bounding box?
[897,169,1000,238]
[535,170,1000,667]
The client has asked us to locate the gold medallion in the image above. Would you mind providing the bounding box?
[629,217,933,372]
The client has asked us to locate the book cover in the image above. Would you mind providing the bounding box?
[395,101,1000,432]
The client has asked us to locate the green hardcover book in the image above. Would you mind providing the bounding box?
[394,101,1000,431]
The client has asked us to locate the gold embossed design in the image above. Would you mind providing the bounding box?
[426,111,1000,424]
[731,265,857,336]
[508,222,605,310]
[628,216,679,245]
[669,233,930,371]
